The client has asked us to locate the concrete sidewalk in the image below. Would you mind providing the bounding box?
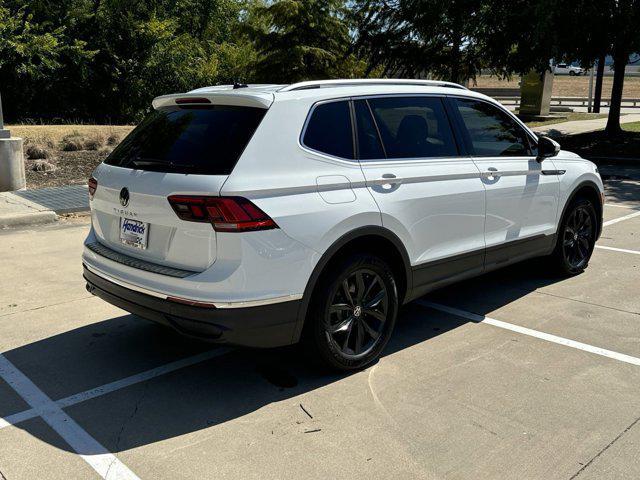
[0,185,88,229]
[532,113,640,136]
[0,191,57,228]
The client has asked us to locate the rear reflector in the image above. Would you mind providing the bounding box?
[167,296,218,308]
[88,177,98,199]
[175,97,211,105]
[168,195,278,232]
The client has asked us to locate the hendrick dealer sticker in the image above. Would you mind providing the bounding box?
[119,218,149,249]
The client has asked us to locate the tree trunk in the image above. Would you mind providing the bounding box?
[450,38,461,84]
[449,17,463,84]
[605,50,628,135]
[593,52,606,114]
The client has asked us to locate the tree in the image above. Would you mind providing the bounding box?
[593,53,606,114]
[0,2,95,121]
[0,0,256,122]
[249,0,364,83]
[353,0,487,83]
[600,1,640,134]
[555,0,640,134]
[485,0,640,135]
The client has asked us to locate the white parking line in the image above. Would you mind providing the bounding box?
[0,354,140,480]
[0,347,231,430]
[417,301,640,367]
[595,245,640,256]
[603,210,640,227]
[605,203,640,210]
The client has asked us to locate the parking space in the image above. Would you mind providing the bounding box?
[600,165,640,210]
[2,172,640,479]
[598,213,640,254]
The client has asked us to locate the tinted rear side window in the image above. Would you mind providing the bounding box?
[367,97,458,159]
[303,101,354,159]
[105,106,266,175]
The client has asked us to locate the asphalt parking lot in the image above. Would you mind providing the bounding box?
[1,166,640,480]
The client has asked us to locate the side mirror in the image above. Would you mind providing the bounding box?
[536,136,560,162]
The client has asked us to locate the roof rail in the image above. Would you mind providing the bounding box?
[280,79,468,92]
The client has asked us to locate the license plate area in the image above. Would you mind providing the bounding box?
[119,218,149,249]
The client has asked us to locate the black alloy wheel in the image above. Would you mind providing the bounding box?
[326,268,388,358]
[305,254,398,371]
[562,204,595,270]
[551,197,597,275]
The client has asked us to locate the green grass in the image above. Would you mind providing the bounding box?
[525,113,609,128]
[623,122,640,132]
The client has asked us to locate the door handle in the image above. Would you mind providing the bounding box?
[372,173,402,192]
[378,173,403,185]
[483,167,500,178]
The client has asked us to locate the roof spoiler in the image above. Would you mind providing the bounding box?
[152,91,274,110]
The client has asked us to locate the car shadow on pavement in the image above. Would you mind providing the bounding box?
[594,163,640,205]
[1,259,566,455]
[603,177,640,205]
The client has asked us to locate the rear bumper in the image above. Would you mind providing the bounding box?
[84,265,300,348]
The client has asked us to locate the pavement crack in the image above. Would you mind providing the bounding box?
[569,414,640,479]
[0,468,6,480]
[0,295,94,318]
[524,288,640,317]
[107,381,150,478]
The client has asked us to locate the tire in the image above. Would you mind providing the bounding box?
[303,253,399,371]
[550,197,597,275]
[569,70,576,76]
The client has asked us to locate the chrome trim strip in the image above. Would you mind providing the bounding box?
[84,263,303,309]
[213,294,303,309]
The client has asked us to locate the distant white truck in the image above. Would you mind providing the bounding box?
[553,63,585,76]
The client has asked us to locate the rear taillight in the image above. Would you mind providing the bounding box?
[168,195,278,232]
[88,177,98,200]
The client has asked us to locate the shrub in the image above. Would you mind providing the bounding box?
[98,145,114,156]
[106,133,121,146]
[25,144,52,160]
[83,134,105,151]
[31,160,57,172]
[60,132,86,151]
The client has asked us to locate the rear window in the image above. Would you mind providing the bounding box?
[302,101,354,159]
[105,106,266,175]
[367,96,458,159]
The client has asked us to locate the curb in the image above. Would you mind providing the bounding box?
[0,211,58,229]
[0,191,59,229]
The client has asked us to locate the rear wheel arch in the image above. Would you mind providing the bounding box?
[292,227,412,343]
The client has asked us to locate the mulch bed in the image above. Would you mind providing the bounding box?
[556,131,640,161]
[25,150,110,189]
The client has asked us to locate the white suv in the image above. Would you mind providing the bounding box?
[84,79,604,370]
[553,63,585,76]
